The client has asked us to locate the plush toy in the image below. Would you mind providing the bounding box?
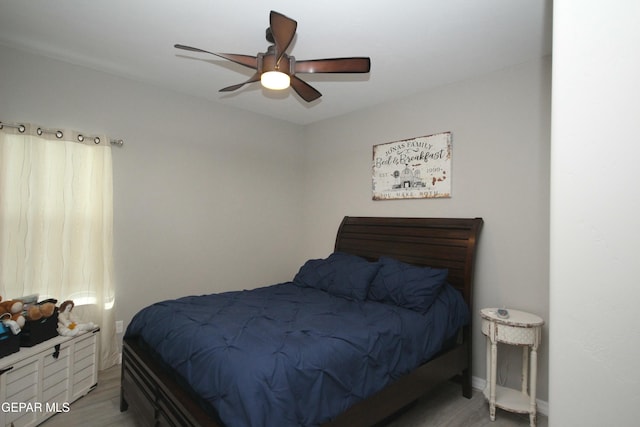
[57,300,96,336]
[0,296,23,317]
[24,300,57,321]
[0,296,26,330]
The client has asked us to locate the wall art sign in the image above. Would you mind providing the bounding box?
[372,132,451,200]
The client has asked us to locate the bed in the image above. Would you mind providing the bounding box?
[120,216,483,427]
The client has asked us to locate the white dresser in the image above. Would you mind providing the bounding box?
[0,328,100,427]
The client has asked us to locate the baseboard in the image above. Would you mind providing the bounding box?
[472,376,548,416]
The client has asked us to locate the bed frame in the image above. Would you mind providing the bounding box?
[121,216,483,427]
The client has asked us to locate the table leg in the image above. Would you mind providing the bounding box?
[529,346,538,427]
[522,346,529,394]
[486,335,491,394]
[490,337,497,421]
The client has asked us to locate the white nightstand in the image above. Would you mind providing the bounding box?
[480,308,544,427]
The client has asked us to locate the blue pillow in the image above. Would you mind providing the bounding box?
[368,256,448,313]
[293,252,380,301]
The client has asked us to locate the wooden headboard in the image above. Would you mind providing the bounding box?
[334,216,483,307]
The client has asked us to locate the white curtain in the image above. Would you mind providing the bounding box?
[0,123,118,370]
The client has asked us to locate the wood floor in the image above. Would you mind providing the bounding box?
[40,365,548,427]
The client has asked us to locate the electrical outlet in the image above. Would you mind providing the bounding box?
[115,320,124,334]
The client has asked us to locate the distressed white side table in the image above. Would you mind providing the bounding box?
[480,308,544,427]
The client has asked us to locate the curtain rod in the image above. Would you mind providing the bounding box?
[0,121,124,147]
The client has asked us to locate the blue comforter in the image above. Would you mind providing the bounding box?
[125,282,468,427]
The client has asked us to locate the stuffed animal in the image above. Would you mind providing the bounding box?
[0,296,23,317]
[0,296,26,329]
[57,300,96,336]
[24,300,57,321]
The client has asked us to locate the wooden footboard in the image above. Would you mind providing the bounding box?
[323,341,470,427]
[121,337,223,427]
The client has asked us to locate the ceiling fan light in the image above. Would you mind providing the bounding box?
[261,71,290,90]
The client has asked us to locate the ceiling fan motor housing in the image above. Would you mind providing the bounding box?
[258,52,295,76]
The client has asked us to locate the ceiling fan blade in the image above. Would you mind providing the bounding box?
[294,57,371,74]
[269,11,297,65]
[290,76,322,102]
[219,72,261,92]
[174,44,258,69]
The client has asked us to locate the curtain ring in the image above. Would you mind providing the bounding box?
[56,130,63,139]
[37,127,43,135]
[19,125,26,133]
[77,134,85,142]
[94,137,101,144]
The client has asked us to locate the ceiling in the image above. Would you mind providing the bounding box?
[0,0,552,125]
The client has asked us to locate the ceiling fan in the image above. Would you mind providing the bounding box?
[174,10,371,102]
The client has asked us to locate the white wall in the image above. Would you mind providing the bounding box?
[302,57,552,401]
[0,44,306,344]
[550,2,640,425]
